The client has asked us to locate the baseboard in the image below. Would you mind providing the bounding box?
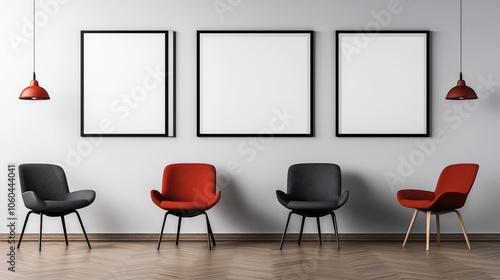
[1,233,500,242]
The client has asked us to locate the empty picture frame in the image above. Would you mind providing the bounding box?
[197,30,314,137]
[81,30,175,137]
[336,30,429,137]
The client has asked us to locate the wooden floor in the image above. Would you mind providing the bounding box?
[4,239,500,279]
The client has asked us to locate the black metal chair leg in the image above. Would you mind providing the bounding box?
[61,216,69,246]
[316,217,322,245]
[331,212,340,250]
[39,213,43,251]
[157,212,169,250]
[279,211,294,250]
[74,211,91,249]
[203,212,212,250]
[175,217,182,245]
[206,215,216,246]
[17,211,33,249]
[298,216,306,245]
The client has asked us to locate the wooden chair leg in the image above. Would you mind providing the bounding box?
[454,210,471,250]
[436,214,440,246]
[426,211,431,251]
[403,210,418,248]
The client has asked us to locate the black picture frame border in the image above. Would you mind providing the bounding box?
[335,30,430,137]
[80,30,176,137]
[196,30,314,137]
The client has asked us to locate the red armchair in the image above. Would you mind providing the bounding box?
[151,163,221,249]
[397,163,479,250]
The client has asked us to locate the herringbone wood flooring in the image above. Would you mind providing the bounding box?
[3,239,500,279]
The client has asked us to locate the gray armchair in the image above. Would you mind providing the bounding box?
[18,163,95,251]
[276,163,349,250]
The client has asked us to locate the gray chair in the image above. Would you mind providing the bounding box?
[17,163,96,251]
[276,163,349,250]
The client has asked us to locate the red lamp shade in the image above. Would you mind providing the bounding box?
[19,79,50,100]
[445,73,477,100]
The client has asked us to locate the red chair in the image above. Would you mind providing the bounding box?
[397,163,479,250]
[151,163,221,249]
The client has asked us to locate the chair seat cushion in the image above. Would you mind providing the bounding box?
[398,189,469,212]
[276,190,347,213]
[158,201,209,212]
[151,190,221,212]
[152,191,211,211]
[23,190,96,213]
[286,200,341,213]
[397,189,435,210]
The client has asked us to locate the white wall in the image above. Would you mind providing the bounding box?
[1,0,500,235]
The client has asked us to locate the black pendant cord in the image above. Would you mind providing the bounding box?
[459,0,462,77]
[32,0,36,80]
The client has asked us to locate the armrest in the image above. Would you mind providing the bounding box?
[397,189,435,201]
[429,192,468,211]
[21,191,46,212]
[206,191,221,209]
[337,190,349,207]
[150,190,166,206]
[276,190,291,207]
[67,190,96,204]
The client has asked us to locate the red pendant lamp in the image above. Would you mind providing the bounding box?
[19,0,50,100]
[445,0,477,100]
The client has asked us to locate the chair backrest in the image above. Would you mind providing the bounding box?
[434,163,479,196]
[287,163,342,201]
[18,163,70,200]
[162,163,216,202]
